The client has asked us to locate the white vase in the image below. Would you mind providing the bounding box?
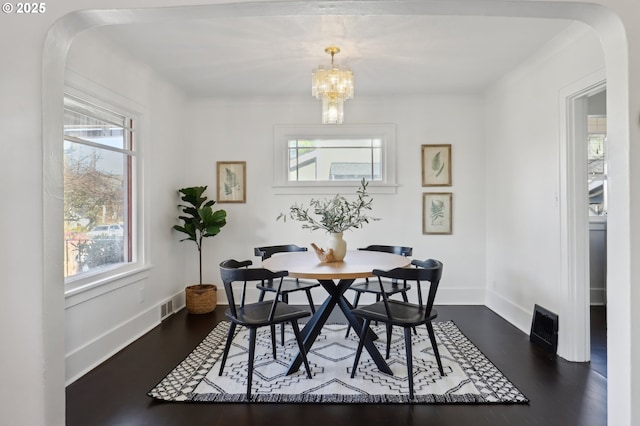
[326,232,347,261]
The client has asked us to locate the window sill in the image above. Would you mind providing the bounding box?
[65,264,151,308]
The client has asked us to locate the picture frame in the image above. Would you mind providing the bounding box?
[422,192,453,235]
[421,144,452,186]
[216,161,246,203]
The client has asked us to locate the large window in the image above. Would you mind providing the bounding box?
[274,124,396,194]
[63,94,136,281]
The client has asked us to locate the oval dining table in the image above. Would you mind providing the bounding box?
[262,249,410,376]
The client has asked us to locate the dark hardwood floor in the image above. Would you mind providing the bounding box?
[66,305,607,426]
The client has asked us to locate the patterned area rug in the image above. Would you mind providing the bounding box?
[148,321,528,404]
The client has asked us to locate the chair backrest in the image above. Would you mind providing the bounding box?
[254,244,308,260]
[372,258,443,315]
[219,259,288,321]
[358,245,413,257]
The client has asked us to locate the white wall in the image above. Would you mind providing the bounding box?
[184,94,487,306]
[484,24,605,355]
[63,31,188,383]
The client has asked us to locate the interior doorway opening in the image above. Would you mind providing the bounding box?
[566,81,607,370]
[586,89,607,306]
[586,87,608,377]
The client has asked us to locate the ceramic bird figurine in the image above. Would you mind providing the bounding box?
[310,243,336,263]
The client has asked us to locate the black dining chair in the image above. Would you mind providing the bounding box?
[344,245,413,343]
[254,244,320,345]
[350,258,444,400]
[218,259,312,399]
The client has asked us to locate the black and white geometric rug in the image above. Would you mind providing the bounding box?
[148,321,528,404]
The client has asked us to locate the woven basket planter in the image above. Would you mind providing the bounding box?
[185,284,217,314]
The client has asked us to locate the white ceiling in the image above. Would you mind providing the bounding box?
[90,14,575,98]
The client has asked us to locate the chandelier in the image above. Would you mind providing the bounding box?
[311,46,354,124]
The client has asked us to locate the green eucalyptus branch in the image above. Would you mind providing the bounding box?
[277,179,379,233]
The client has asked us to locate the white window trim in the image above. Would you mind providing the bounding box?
[63,70,147,297]
[273,124,398,195]
[64,264,152,308]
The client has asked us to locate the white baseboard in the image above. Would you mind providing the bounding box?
[485,288,532,335]
[65,290,184,385]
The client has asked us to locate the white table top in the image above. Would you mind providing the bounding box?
[261,250,410,280]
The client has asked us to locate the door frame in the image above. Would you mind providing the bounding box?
[559,71,606,361]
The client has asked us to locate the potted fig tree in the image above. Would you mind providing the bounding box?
[173,186,227,314]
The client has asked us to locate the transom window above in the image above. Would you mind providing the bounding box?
[288,138,382,182]
[274,124,396,194]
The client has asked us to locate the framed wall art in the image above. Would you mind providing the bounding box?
[421,144,451,186]
[216,161,246,203]
[423,192,452,235]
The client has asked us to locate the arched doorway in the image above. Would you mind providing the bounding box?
[43,2,630,424]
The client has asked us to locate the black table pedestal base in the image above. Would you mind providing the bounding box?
[286,278,392,376]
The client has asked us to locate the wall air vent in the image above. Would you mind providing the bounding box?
[530,304,559,355]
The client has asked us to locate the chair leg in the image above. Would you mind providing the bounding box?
[385,323,392,359]
[374,294,381,326]
[218,322,237,375]
[280,293,288,345]
[270,324,277,359]
[404,327,414,400]
[351,318,370,378]
[400,292,417,335]
[258,289,266,302]
[290,321,312,379]
[426,321,444,376]
[344,291,361,338]
[305,289,316,314]
[246,327,257,399]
